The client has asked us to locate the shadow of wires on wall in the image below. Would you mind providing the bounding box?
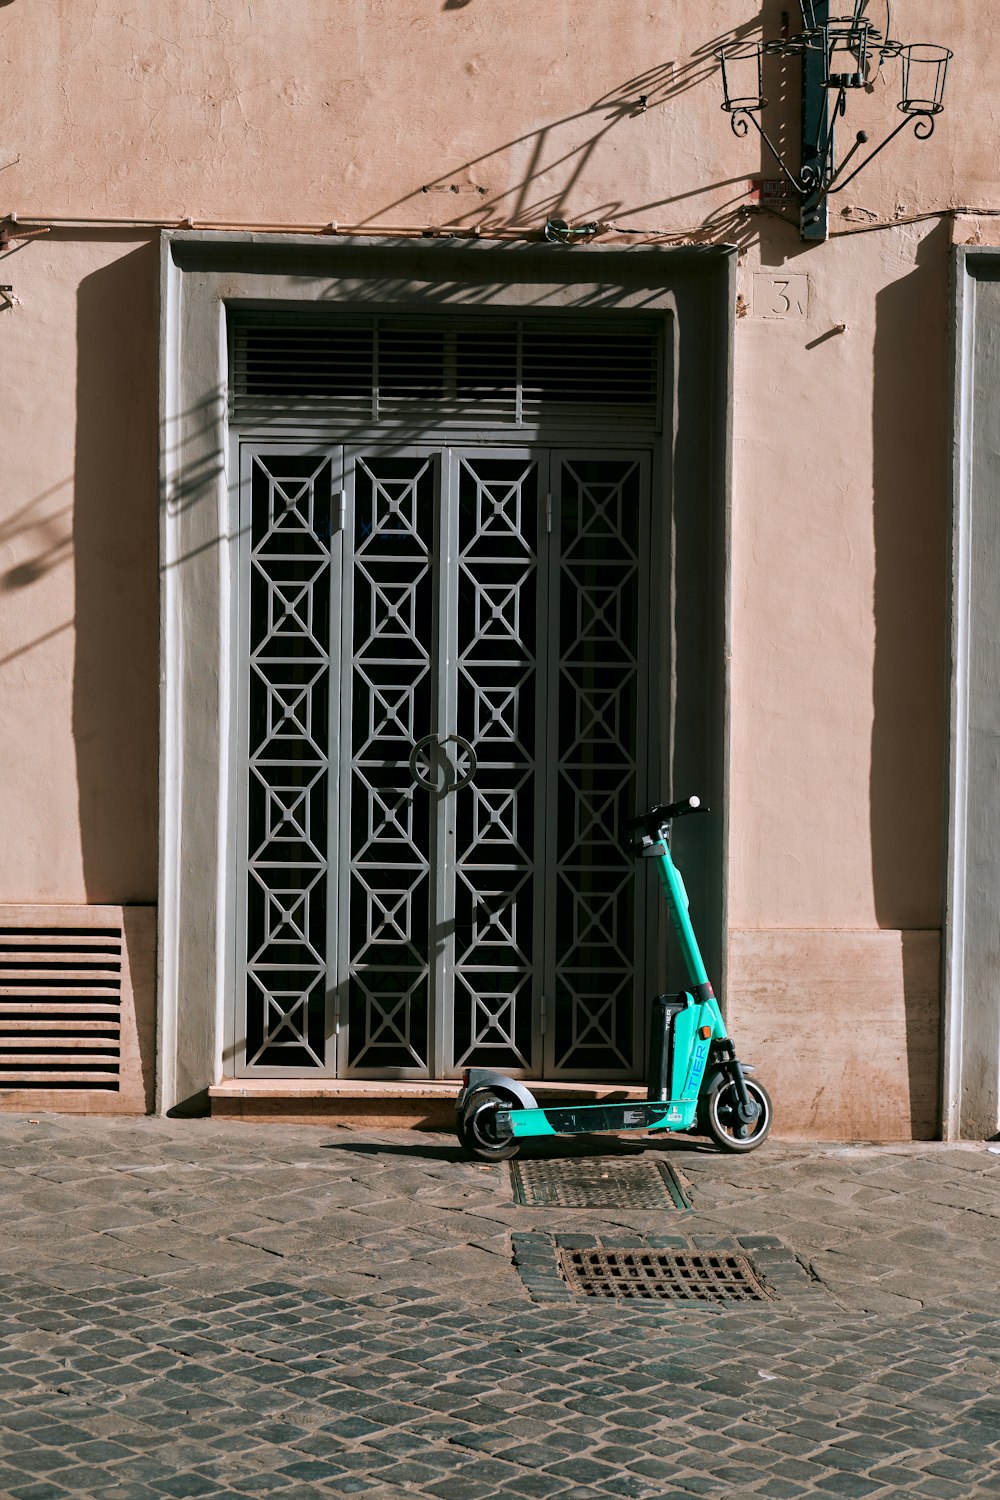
[871,217,950,1134]
[74,238,160,904]
[360,18,769,240]
[0,478,75,668]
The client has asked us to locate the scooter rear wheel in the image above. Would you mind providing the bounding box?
[703,1078,772,1153]
[457,1089,521,1161]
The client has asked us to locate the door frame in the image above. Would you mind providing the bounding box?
[158,232,735,1115]
[945,247,1000,1138]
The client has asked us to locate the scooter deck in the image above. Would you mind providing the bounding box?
[500,1097,698,1139]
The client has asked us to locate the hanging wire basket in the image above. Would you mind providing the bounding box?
[899,42,953,115]
[715,40,766,114]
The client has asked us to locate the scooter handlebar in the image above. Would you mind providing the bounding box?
[625,797,707,839]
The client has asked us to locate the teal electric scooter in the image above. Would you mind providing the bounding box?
[455,797,772,1159]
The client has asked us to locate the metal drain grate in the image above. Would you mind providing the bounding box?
[557,1248,771,1302]
[510,1155,690,1210]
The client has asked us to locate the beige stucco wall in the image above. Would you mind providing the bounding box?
[0,0,983,1131]
[0,233,159,903]
[731,218,949,933]
[0,2,988,228]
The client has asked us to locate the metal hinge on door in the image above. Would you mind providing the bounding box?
[539,994,547,1035]
[545,494,553,534]
[336,488,347,532]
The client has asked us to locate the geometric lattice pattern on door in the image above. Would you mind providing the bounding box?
[244,453,333,1069]
[552,457,644,1075]
[346,454,435,1071]
[452,455,540,1072]
[238,440,652,1081]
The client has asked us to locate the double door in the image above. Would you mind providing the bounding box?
[236,443,653,1079]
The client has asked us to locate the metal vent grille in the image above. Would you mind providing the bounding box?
[231,316,662,431]
[557,1248,771,1302]
[511,1155,691,1210]
[0,926,123,1090]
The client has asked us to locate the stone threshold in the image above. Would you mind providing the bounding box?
[209,1078,648,1129]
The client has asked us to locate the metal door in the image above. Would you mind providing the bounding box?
[235,443,652,1079]
[543,452,652,1079]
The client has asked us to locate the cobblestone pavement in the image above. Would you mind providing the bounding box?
[0,1115,998,1499]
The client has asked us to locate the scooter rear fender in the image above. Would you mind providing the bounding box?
[455,1069,539,1114]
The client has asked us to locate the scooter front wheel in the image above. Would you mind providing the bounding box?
[703,1078,772,1153]
[457,1090,521,1161]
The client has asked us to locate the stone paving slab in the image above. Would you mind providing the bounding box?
[0,1116,996,1496]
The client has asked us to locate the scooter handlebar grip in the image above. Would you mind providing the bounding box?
[625,796,706,834]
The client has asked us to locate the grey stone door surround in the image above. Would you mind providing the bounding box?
[946,247,1000,1139]
[158,232,735,1114]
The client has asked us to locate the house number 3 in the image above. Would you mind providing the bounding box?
[753,272,810,319]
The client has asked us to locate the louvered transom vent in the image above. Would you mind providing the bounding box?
[231,316,663,431]
[0,926,123,1090]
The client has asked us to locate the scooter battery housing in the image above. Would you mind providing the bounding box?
[647,994,689,1102]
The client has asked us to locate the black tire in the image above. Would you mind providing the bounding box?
[457,1089,521,1161]
[703,1078,773,1154]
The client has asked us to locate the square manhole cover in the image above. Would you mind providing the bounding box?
[510,1155,691,1210]
[557,1247,772,1302]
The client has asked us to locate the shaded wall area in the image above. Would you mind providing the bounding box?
[74,240,160,902]
[870,220,950,930]
[0,234,158,904]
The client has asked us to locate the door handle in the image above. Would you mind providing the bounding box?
[444,735,478,791]
[409,734,478,793]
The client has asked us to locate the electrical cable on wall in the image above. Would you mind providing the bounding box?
[4,204,1000,247]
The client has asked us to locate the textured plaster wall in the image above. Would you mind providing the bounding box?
[0,0,980,1126]
[0,3,990,230]
[0,234,159,903]
[730,220,949,931]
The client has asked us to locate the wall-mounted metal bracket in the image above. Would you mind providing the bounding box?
[800,0,830,241]
[717,6,951,244]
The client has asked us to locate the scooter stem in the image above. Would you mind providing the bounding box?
[654,842,710,990]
